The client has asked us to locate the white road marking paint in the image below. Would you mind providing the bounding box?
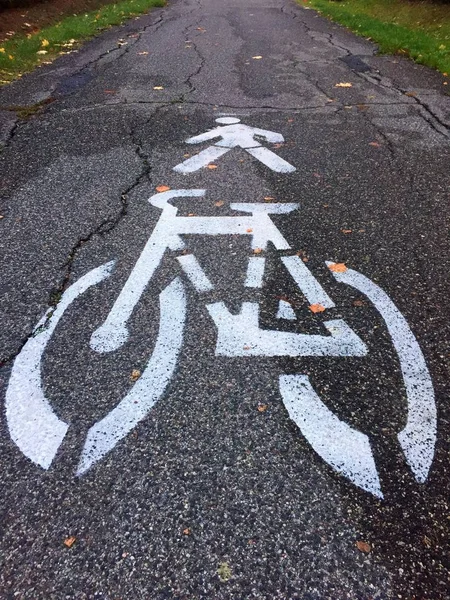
[276,299,297,320]
[90,190,205,354]
[244,257,266,288]
[177,254,214,292]
[77,277,187,475]
[327,262,437,483]
[207,302,368,357]
[91,193,299,355]
[6,261,115,469]
[281,256,335,308]
[173,119,296,173]
[173,146,230,173]
[280,374,383,498]
[245,146,296,174]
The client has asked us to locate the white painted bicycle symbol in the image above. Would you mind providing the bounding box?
[5,120,437,499]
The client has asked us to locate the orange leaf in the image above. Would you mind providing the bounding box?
[309,303,326,313]
[207,164,218,169]
[64,536,76,548]
[156,185,170,192]
[214,200,224,207]
[253,248,263,254]
[183,528,191,535]
[264,196,274,201]
[356,540,371,553]
[130,369,141,382]
[257,404,268,412]
[246,228,253,233]
[328,263,347,273]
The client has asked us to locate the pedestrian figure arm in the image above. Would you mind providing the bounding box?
[186,128,223,144]
[252,128,284,143]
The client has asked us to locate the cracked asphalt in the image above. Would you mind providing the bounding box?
[1,0,450,597]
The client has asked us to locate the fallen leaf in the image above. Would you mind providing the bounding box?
[153,86,164,90]
[64,536,76,548]
[207,164,218,169]
[246,228,253,233]
[356,540,371,553]
[253,248,263,254]
[252,55,263,59]
[214,200,224,207]
[353,299,365,307]
[243,345,251,351]
[188,213,196,217]
[309,303,326,313]
[36,50,48,55]
[341,229,352,234]
[328,263,347,273]
[156,185,170,192]
[183,528,191,535]
[264,196,274,201]
[257,404,268,412]
[0,48,5,53]
[369,141,381,147]
[183,153,190,158]
[41,39,49,47]
[423,535,431,547]
[272,143,283,149]
[217,561,232,582]
[335,82,353,88]
[130,369,141,382]
[137,51,149,55]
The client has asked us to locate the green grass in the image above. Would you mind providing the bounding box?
[304,0,450,75]
[0,0,165,84]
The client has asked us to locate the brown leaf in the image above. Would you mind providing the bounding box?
[341,229,352,234]
[214,200,224,207]
[356,540,371,553]
[328,263,347,273]
[253,248,263,254]
[207,164,218,169]
[64,536,76,548]
[353,299,365,307]
[130,369,141,382]
[309,303,326,313]
[257,404,268,412]
[369,141,381,147]
[246,228,253,233]
[183,153,190,158]
[183,528,191,535]
[405,91,417,97]
[156,185,170,192]
[264,196,274,201]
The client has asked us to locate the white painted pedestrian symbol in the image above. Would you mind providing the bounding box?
[5,121,437,501]
[173,117,296,174]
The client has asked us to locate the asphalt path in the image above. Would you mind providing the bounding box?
[1,0,450,597]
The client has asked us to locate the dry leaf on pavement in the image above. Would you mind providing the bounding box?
[156,185,170,192]
[356,540,371,553]
[64,536,76,548]
[207,164,218,169]
[257,404,268,412]
[309,303,326,313]
[335,82,353,88]
[328,263,347,273]
[214,200,224,207]
[130,369,141,382]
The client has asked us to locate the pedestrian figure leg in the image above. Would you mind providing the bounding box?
[245,146,296,173]
[173,146,230,173]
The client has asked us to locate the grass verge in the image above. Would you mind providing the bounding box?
[304,0,450,75]
[0,0,165,85]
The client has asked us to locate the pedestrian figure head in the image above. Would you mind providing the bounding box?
[215,117,241,125]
